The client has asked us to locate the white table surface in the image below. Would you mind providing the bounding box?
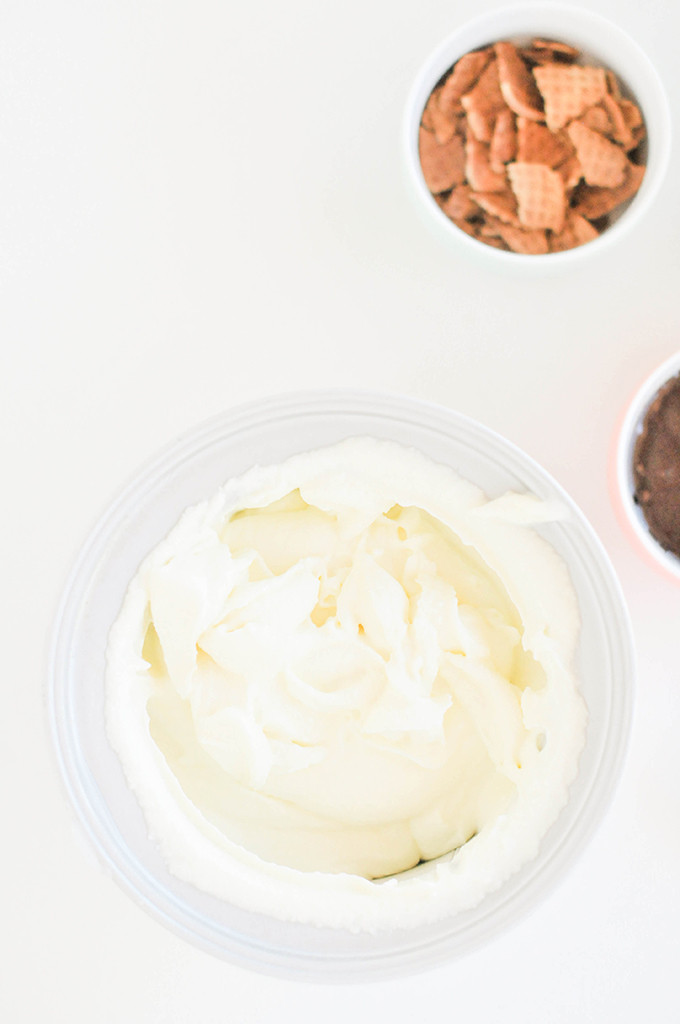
[3,0,680,1019]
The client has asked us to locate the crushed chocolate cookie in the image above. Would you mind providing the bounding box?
[633,374,680,557]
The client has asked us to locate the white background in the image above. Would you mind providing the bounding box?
[3,0,679,1020]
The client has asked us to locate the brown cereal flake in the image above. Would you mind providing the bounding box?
[629,123,646,152]
[419,127,466,193]
[461,58,507,118]
[580,103,613,136]
[479,219,503,238]
[549,212,600,252]
[522,46,574,67]
[555,153,583,191]
[619,99,643,131]
[566,120,628,188]
[571,161,645,219]
[465,136,508,192]
[489,108,517,170]
[439,185,480,222]
[466,109,496,143]
[533,64,607,131]
[439,49,492,116]
[421,98,435,132]
[605,69,622,100]
[451,215,481,237]
[495,41,545,120]
[508,161,566,232]
[519,47,556,66]
[472,188,519,225]
[481,234,510,249]
[601,93,635,148]
[422,87,461,144]
[516,117,574,167]
[488,216,550,253]
[530,39,580,60]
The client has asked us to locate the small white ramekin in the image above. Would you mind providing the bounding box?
[616,352,680,581]
[403,3,671,264]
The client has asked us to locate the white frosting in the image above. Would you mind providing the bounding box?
[106,437,587,931]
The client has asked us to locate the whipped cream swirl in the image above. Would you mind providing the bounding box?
[106,438,586,929]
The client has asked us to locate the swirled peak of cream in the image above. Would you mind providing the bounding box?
[106,437,586,930]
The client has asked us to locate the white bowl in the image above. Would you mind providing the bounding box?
[403,2,671,263]
[48,390,634,979]
[616,352,680,580]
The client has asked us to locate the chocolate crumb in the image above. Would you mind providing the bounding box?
[633,373,680,557]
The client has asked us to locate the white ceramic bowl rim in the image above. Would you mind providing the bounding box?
[403,2,672,264]
[616,352,680,579]
[47,389,635,980]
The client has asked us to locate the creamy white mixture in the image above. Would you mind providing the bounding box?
[106,437,586,931]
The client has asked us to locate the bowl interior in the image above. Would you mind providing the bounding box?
[49,391,634,979]
[404,3,671,261]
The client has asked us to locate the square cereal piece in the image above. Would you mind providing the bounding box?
[567,120,628,188]
[533,64,607,131]
[419,127,466,192]
[508,161,566,232]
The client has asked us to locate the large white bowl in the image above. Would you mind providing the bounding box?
[403,3,671,264]
[47,391,634,980]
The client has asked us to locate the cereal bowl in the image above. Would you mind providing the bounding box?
[403,3,671,262]
[48,391,634,979]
